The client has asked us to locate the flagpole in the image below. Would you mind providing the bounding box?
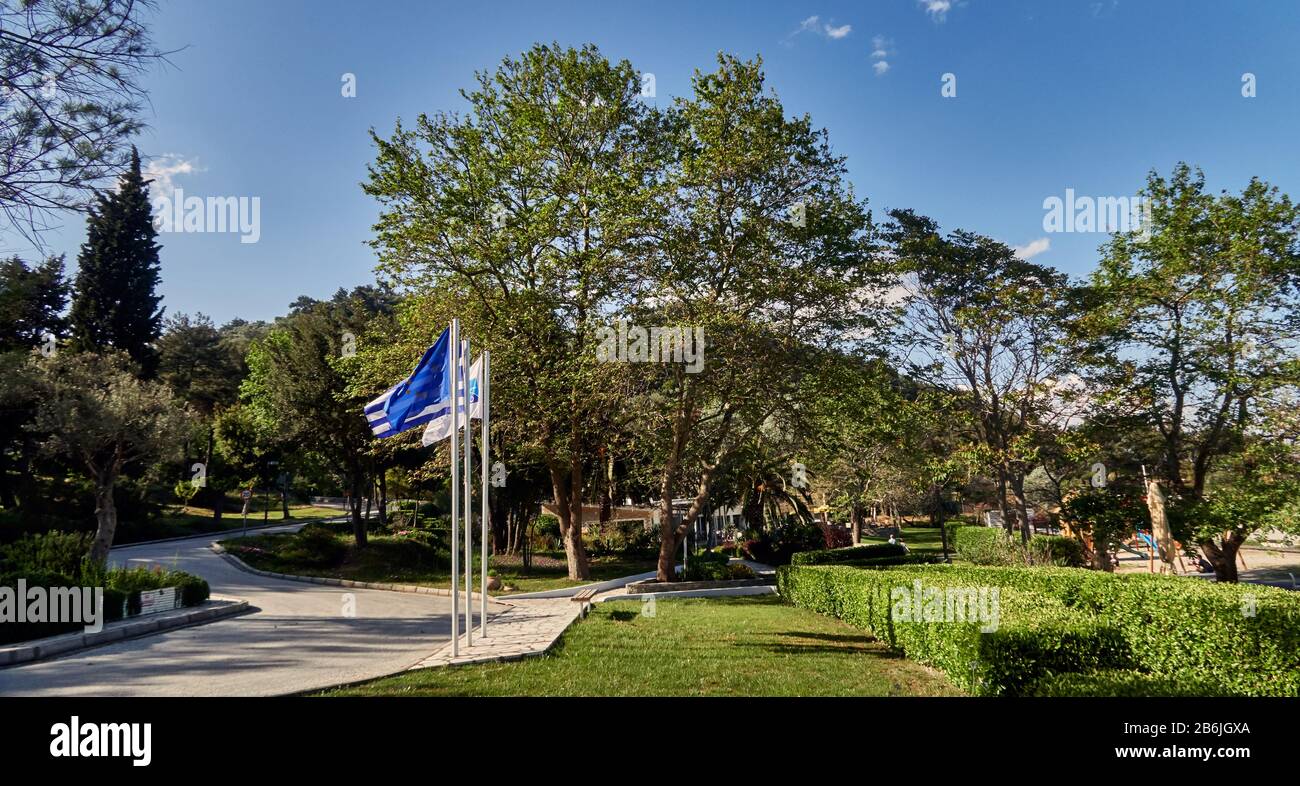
[448,320,460,657]
[480,350,490,636]
[462,339,473,647]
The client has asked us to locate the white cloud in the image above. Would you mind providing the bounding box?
[143,153,203,200]
[784,15,852,45]
[1014,237,1051,259]
[919,0,955,22]
[870,35,892,76]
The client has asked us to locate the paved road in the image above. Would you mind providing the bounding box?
[0,524,504,696]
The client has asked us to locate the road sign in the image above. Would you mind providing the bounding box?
[241,489,251,500]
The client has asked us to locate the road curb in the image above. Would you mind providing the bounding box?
[210,541,510,606]
[0,598,251,668]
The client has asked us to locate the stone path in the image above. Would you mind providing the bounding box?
[409,598,582,669]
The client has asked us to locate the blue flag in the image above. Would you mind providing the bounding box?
[364,327,451,438]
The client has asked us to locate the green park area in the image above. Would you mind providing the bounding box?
[0,10,1297,698]
[321,596,962,697]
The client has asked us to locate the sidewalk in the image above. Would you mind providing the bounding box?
[409,598,582,669]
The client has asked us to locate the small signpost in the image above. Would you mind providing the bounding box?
[241,489,252,537]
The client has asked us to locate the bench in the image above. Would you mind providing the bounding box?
[571,587,598,615]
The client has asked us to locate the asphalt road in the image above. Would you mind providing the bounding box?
[0,524,499,696]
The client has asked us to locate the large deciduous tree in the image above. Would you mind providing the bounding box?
[1080,164,1300,580]
[23,350,189,563]
[641,55,885,580]
[888,209,1081,544]
[365,43,664,579]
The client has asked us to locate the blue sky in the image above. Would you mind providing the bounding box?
[20,0,1300,324]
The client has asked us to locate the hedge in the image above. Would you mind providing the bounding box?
[791,542,908,565]
[1031,670,1231,697]
[778,563,1300,696]
[777,564,1129,695]
[952,526,1087,568]
[0,567,209,646]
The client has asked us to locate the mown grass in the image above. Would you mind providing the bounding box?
[221,528,657,595]
[319,596,963,697]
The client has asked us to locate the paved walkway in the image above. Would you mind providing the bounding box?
[410,598,582,669]
[0,523,507,697]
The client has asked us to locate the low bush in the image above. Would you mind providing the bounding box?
[0,564,205,645]
[777,564,1128,695]
[1031,669,1230,697]
[952,526,1021,565]
[791,542,908,566]
[952,527,1087,568]
[0,531,94,581]
[778,563,1300,696]
[682,548,731,581]
[1031,534,1087,568]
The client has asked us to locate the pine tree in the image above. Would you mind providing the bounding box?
[68,147,165,376]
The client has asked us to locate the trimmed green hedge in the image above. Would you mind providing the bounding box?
[951,526,1087,568]
[778,563,1300,696]
[0,566,210,646]
[777,564,1128,695]
[1031,670,1231,697]
[791,542,907,565]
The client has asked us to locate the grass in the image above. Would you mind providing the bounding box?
[859,524,951,555]
[220,528,658,595]
[318,595,963,697]
[115,504,342,544]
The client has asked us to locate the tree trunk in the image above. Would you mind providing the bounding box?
[850,501,863,545]
[1008,473,1031,545]
[1201,532,1243,583]
[549,459,590,580]
[377,473,387,527]
[349,476,368,548]
[656,496,680,582]
[996,469,1013,536]
[87,479,118,564]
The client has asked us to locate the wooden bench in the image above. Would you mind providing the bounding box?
[571,587,598,615]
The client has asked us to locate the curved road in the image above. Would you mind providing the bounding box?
[0,524,503,696]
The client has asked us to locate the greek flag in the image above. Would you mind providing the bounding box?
[364,327,452,438]
[421,347,482,445]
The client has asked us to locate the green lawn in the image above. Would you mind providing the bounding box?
[859,524,951,555]
[319,596,963,697]
[221,530,657,595]
[115,504,343,544]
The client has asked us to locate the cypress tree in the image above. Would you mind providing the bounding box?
[68,146,165,376]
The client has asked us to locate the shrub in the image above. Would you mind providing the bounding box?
[818,520,852,549]
[791,542,908,566]
[777,564,1129,695]
[953,526,1021,565]
[0,531,94,581]
[778,563,1300,696]
[741,520,824,566]
[1031,534,1086,568]
[1031,670,1230,697]
[681,548,731,581]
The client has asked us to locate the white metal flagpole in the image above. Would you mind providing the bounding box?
[449,320,460,657]
[462,339,473,647]
[480,350,490,636]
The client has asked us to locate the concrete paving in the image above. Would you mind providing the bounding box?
[0,525,507,696]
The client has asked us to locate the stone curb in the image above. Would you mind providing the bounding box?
[210,541,510,606]
[0,598,250,668]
